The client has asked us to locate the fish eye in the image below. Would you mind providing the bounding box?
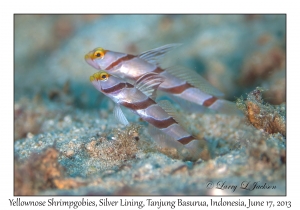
[93,48,106,59]
[99,73,109,81]
[91,71,110,82]
[94,51,104,58]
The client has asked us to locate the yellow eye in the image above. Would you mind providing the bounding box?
[90,71,110,81]
[99,72,109,81]
[92,48,106,59]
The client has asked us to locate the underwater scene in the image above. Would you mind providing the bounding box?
[14,14,286,195]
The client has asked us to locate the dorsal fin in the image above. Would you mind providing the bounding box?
[135,72,164,100]
[157,100,190,132]
[138,43,182,65]
[165,66,224,97]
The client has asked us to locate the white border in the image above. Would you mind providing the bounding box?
[2,0,298,208]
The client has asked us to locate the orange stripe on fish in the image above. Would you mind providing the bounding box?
[120,98,156,110]
[106,54,135,70]
[159,83,193,94]
[177,135,195,145]
[203,96,218,107]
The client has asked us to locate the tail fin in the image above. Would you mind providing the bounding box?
[148,125,207,161]
[167,94,242,115]
[208,99,243,115]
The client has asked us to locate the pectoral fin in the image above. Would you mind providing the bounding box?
[135,72,164,100]
[113,104,129,126]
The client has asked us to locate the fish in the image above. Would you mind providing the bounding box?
[85,44,240,114]
[89,71,207,161]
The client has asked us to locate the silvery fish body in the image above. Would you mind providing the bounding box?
[90,71,206,161]
[85,44,239,114]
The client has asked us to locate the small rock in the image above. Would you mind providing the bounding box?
[65,149,74,158]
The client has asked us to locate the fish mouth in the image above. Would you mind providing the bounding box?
[90,79,103,92]
[85,53,100,70]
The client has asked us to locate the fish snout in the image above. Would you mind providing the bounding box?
[85,53,100,69]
